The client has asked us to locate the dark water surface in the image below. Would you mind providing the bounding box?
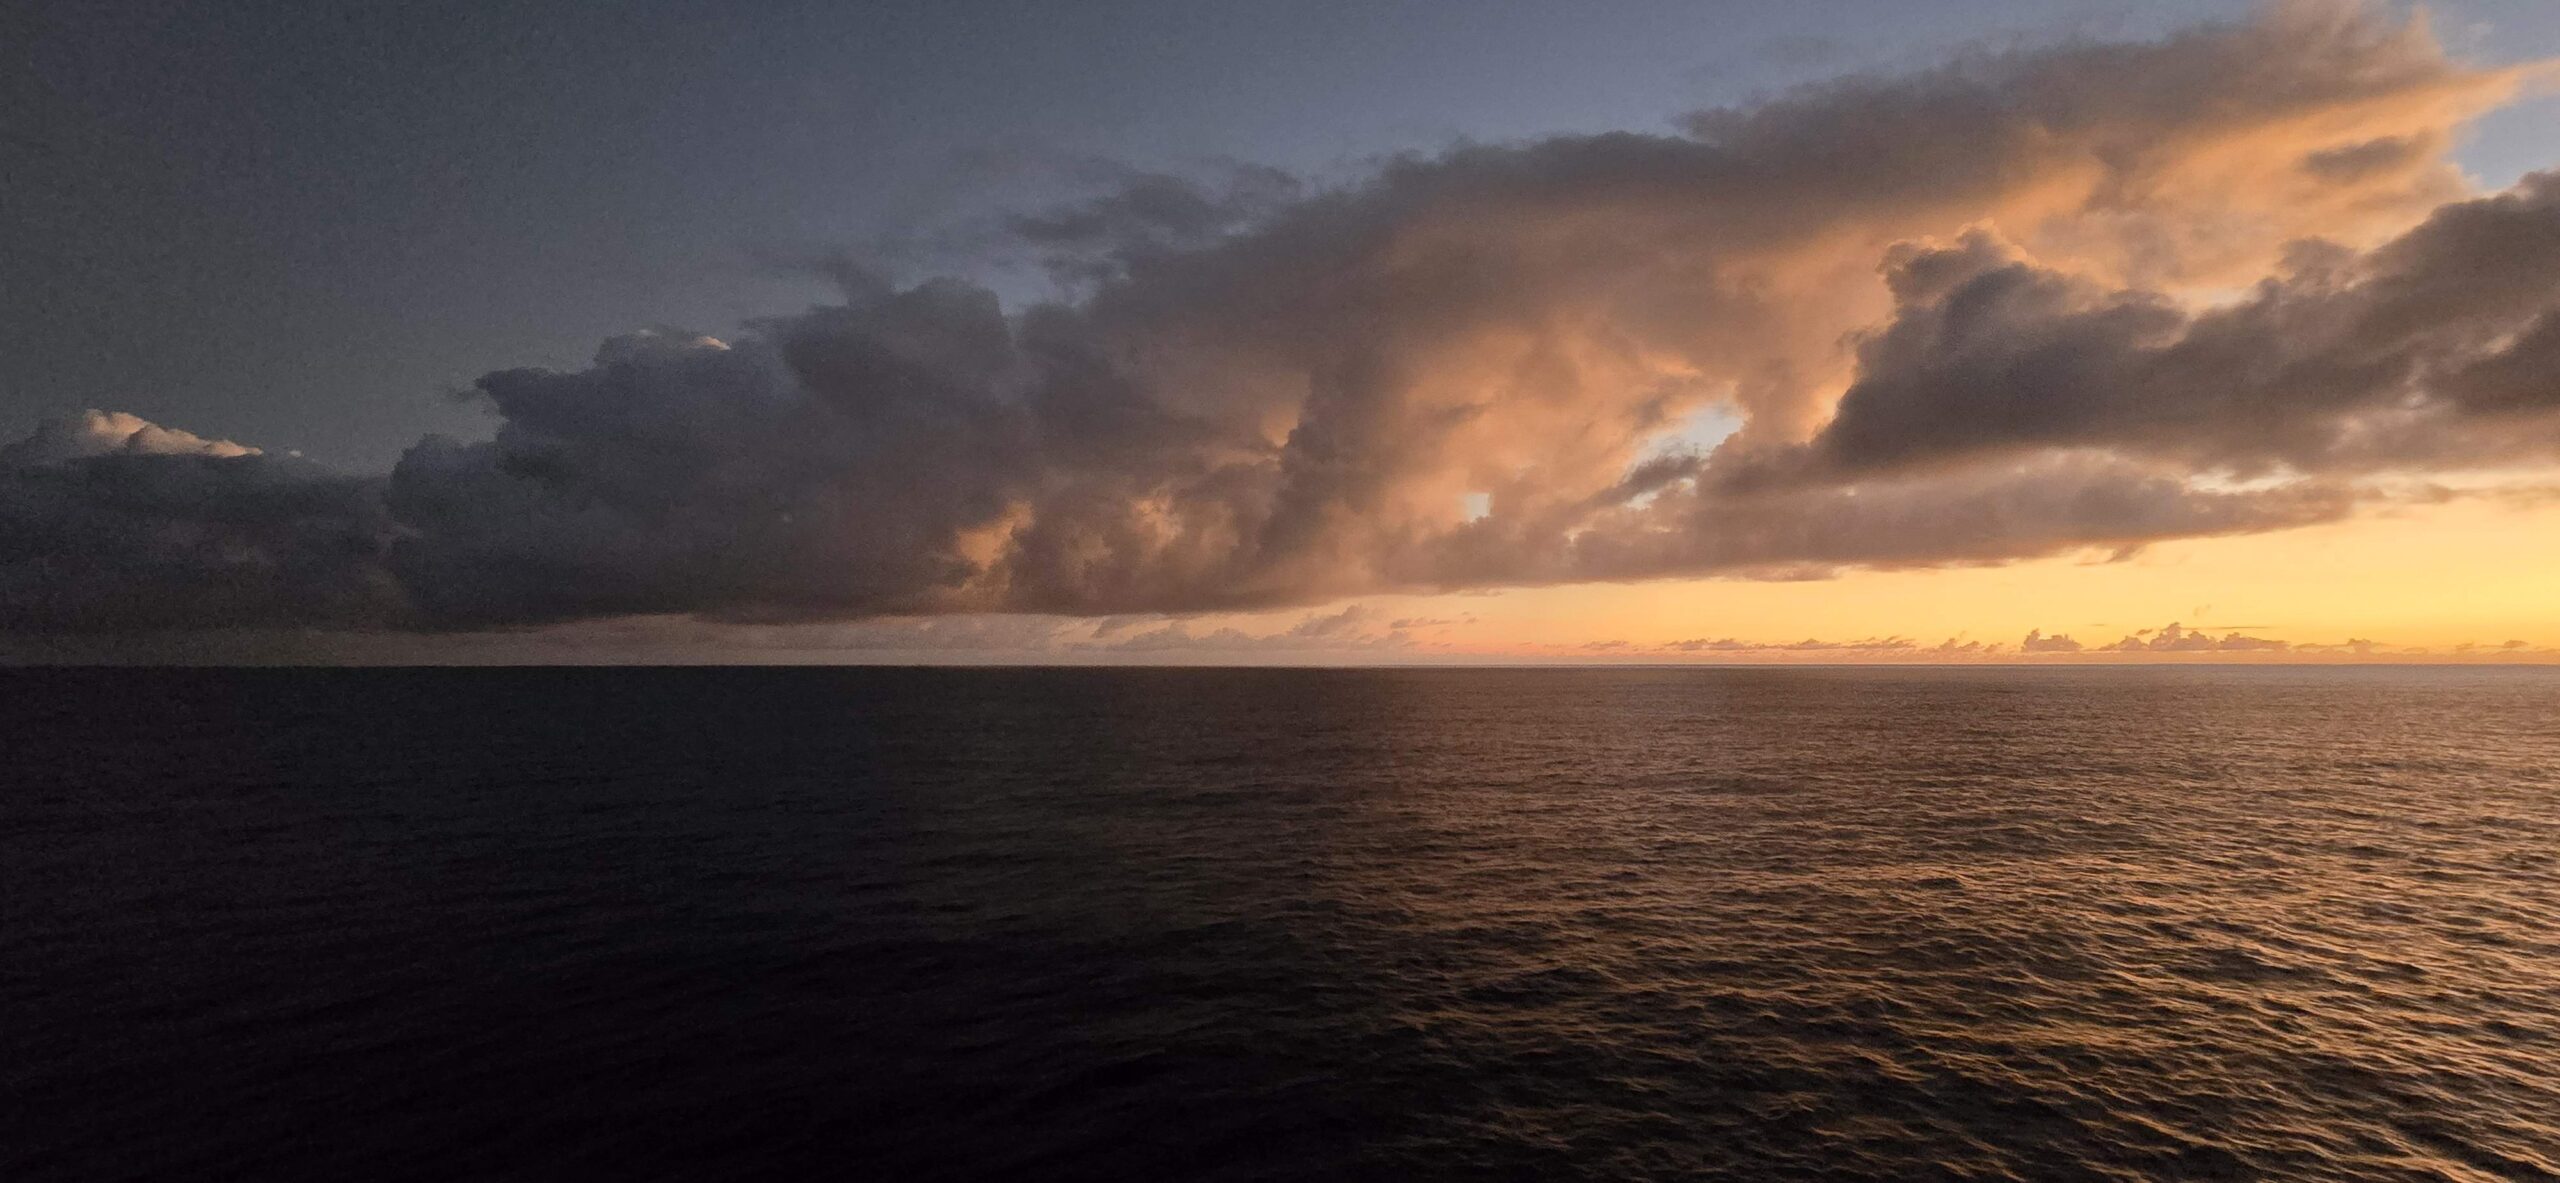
[7,666,2559,1180]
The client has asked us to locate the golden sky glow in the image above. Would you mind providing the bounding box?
[1367,494,2560,660]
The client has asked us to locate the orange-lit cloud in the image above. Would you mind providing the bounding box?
[3,2,2557,659]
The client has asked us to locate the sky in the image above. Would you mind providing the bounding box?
[4,0,2559,663]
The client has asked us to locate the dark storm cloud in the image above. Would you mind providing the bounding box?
[0,413,398,632]
[1006,163,1305,285]
[3,4,2552,639]
[1805,173,2560,477]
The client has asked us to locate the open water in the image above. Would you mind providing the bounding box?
[7,666,2558,1180]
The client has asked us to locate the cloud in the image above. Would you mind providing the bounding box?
[5,3,2556,642]
[2100,622,2292,652]
[2020,629,2085,653]
[1006,162,1306,286]
[1075,604,1414,654]
[1278,603,1382,641]
[0,410,261,466]
[1799,173,2560,479]
[1656,635,1922,655]
[1665,637,1757,653]
[1,413,398,633]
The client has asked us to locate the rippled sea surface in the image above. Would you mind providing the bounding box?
[7,667,2560,1180]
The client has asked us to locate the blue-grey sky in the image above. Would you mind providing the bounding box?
[9,0,2554,470]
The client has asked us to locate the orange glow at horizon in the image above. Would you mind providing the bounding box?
[1138,492,2560,662]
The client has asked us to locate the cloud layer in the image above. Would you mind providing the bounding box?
[5,3,2556,639]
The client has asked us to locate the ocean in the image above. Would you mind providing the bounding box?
[7,666,2557,1180]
